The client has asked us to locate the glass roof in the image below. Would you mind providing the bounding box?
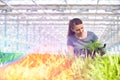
[0,0,120,53]
[0,0,120,5]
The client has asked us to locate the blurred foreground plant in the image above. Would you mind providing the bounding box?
[0,52,119,80]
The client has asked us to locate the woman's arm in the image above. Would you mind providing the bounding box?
[67,45,74,56]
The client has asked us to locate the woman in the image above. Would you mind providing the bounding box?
[67,18,98,58]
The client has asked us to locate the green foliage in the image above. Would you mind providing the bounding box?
[85,41,103,51]
[88,55,120,80]
[85,41,106,56]
[70,53,120,80]
[0,52,23,64]
[71,56,94,80]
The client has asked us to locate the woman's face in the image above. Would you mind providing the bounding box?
[72,24,84,35]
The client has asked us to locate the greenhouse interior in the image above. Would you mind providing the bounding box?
[0,0,120,80]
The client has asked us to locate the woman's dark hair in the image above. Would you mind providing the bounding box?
[67,18,83,36]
